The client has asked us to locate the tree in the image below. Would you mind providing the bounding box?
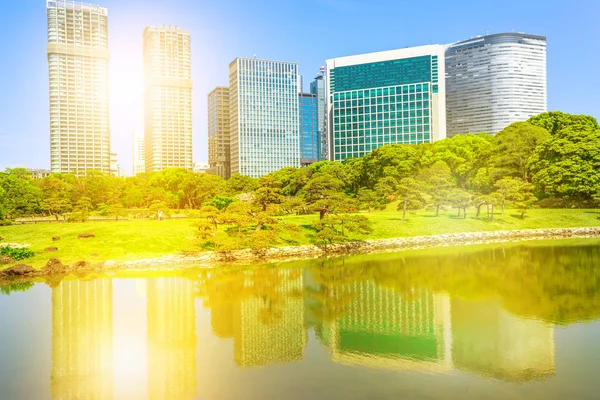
[493,177,522,215]
[300,173,352,219]
[491,122,551,181]
[529,126,600,200]
[528,111,599,135]
[449,188,472,219]
[0,169,42,218]
[313,214,372,244]
[204,195,236,210]
[374,176,398,204]
[395,178,424,222]
[480,193,503,222]
[226,173,258,195]
[362,144,420,188]
[281,197,307,215]
[429,134,496,189]
[253,176,284,211]
[37,176,73,220]
[418,161,453,217]
[512,184,537,219]
[356,188,380,213]
[71,196,93,222]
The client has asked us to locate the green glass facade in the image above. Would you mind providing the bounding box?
[329,55,440,161]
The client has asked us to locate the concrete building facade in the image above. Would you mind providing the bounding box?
[143,26,192,172]
[207,87,231,178]
[46,0,111,175]
[445,33,547,136]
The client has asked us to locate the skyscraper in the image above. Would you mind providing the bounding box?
[132,130,145,175]
[207,87,231,179]
[325,45,447,162]
[445,33,547,136]
[143,26,192,172]
[299,93,319,166]
[229,57,300,178]
[47,0,110,175]
[310,69,326,160]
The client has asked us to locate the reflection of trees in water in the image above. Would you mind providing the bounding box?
[300,242,600,326]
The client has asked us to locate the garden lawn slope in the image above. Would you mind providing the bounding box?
[0,208,599,269]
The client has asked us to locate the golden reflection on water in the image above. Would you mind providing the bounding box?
[41,241,600,398]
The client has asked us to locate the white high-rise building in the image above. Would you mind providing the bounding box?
[47,0,110,175]
[445,33,547,136]
[143,26,193,172]
[132,130,145,175]
[229,58,300,178]
[325,45,447,162]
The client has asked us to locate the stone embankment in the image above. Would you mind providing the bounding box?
[2,227,600,279]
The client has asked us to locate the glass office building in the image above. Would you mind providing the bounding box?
[310,70,326,160]
[229,58,300,178]
[446,33,547,136]
[325,45,447,162]
[299,93,319,166]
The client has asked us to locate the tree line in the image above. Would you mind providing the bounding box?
[1,111,599,245]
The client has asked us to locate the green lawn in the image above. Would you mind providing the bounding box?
[1,207,599,269]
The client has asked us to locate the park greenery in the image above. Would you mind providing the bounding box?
[1,111,600,253]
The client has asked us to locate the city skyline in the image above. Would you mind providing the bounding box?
[1,0,599,173]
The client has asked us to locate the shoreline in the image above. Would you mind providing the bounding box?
[2,226,600,282]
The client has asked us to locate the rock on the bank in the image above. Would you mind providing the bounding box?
[1,264,35,276]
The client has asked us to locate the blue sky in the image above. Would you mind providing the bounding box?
[0,0,599,173]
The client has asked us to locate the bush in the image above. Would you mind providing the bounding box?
[0,246,35,261]
[537,197,596,209]
[0,219,13,226]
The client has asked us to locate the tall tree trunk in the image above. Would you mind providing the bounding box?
[491,204,495,222]
[436,204,440,217]
[463,206,467,219]
[402,199,407,222]
[341,220,345,236]
[501,200,505,215]
[320,209,326,220]
[457,208,461,217]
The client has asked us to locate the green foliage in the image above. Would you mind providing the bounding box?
[491,122,551,181]
[396,178,425,221]
[528,111,599,135]
[313,214,373,244]
[0,282,35,296]
[529,126,600,200]
[356,188,381,213]
[204,195,236,210]
[428,134,495,189]
[418,161,453,216]
[1,246,35,260]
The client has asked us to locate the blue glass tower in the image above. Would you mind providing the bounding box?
[299,93,319,166]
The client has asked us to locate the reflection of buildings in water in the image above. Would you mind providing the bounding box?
[51,279,114,400]
[146,277,197,400]
[320,280,453,373]
[202,268,307,368]
[451,298,555,382]
[233,269,306,368]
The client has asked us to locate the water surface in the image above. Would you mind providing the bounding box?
[1,239,600,399]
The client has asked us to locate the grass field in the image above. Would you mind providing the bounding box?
[1,207,599,268]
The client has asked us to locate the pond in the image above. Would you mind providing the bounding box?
[1,239,600,399]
